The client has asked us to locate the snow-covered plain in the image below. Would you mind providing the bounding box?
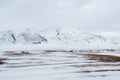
[0,27,120,80]
[0,49,120,80]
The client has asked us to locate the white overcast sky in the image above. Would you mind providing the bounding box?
[0,0,120,34]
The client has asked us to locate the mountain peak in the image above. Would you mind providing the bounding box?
[0,28,119,45]
[0,29,47,44]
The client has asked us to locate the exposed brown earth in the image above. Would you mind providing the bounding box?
[0,58,8,65]
[87,75,107,77]
[44,50,74,52]
[71,63,120,67]
[84,54,120,62]
[80,69,120,73]
[4,51,32,56]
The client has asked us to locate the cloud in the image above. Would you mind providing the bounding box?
[0,0,119,33]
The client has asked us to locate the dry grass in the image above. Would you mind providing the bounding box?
[4,51,32,56]
[0,58,8,65]
[80,69,120,73]
[87,75,107,77]
[84,54,120,62]
[44,50,74,52]
[71,63,120,68]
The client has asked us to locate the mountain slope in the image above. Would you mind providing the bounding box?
[0,27,119,46]
[0,29,47,44]
[41,27,110,45]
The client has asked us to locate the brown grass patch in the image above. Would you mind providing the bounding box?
[44,50,74,52]
[71,63,120,68]
[87,75,107,77]
[80,69,120,73]
[0,58,8,65]
[84,54,120,62]
[4,51,32,56]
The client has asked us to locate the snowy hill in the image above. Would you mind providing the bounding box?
[0,29,47,44]
[41,27,117,46]
[0,27,119,46]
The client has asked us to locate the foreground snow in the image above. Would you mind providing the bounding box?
[0,50,120,80]
[0,42,120,51]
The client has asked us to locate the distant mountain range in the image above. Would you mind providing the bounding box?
[0,27,119,45]
[0,29,47,44]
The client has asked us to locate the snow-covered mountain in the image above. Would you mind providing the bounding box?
[41,27,110,45]
[0,29,47,44]
[0,27,119,45]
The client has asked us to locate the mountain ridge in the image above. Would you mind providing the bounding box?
[0,27,119,45]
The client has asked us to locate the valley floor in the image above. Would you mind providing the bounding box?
[0,49,120,80]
